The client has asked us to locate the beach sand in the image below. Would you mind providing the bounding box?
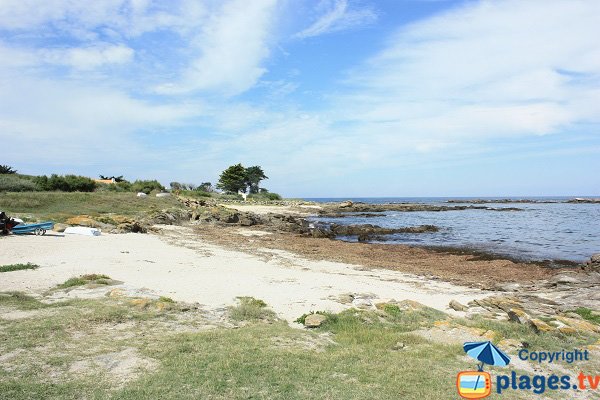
[0,225,486,322]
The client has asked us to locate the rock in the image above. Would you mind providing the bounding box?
[482,330,496,340]
[136,192,147,197]
[339,200,353,208]
[107,288,126,298]
[156,192,171,197]
[130,298,152,309]
[494,282,521,292]
[465,306,495,320]
[585,254,600,272]
[66,215,99,227]
[304,314,327,328]
[528,318,554,333]
[391,341,406,350]
[352,298,373,309]
[556,317,600,334]
[498,338,523,350]
[395,300,429,312]
[53,223,68,232]
[449,300,468,312]
[549,274,581,285]
[507,308,530,325]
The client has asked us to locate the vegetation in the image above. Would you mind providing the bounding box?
[0,263,40,273]
[216,163,248,194]
[99,175,125,182]
[228,296,275,321]
[245,165,268,194]
[0,164,17,174]
[574,307,600,324]
[0,174,39,192]
[0,191,182,223]
[34,174,97,192]
[1,293,592,399]
[217,163,270,194]
[131,179,164,194]
[56,274,111,289]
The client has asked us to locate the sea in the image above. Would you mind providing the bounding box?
[303,197,600,263]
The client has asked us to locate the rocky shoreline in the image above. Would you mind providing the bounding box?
[52,195,600,336]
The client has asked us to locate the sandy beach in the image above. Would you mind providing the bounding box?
[0,225,487,322]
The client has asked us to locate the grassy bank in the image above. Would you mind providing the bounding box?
[1,292,596,399]
[0,192,183,223]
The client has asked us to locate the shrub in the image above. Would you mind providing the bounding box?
[248,192,282,201]
[0,165,17,174]
[34,174,97,192]
[0,263,40,273]
[0,175,39,192]
[131,180,164,194]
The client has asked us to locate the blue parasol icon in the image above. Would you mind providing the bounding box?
[463,341,511,392]
[464,341,511,370]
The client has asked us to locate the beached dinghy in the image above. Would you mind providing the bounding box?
[10,221,55,236]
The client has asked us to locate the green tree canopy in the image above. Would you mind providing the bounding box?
[0,165,17,174]
[217,164,248,194]
[245,165,268,194]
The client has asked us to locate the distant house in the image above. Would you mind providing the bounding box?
[94,178,116,185]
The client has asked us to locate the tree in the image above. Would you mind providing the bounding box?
[0,165,17,174]
[99,175,125,182]
[197,182,213,192]
[217,164,248,194]
[245,165,268,194]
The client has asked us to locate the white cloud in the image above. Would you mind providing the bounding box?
[43,44,134,70]
[155,0,278,96]
[331,0,600,153]
[294,0,376,39]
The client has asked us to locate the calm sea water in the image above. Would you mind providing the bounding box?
[304,197,600,262]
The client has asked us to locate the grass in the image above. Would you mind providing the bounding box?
[0,263,39,273]
[574,307,600,324]
[55,274,111,289]
[228,296,276,321]
[0,191,183,223]
[0,293,596,399]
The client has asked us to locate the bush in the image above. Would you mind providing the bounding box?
[131,180,164,194]
[0,174,39,192]
[0,165,17,174]
[99,180,132,192]
[248,192,282,201]
[34,174,97,192]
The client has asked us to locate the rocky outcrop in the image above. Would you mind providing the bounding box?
[305,223,439,241]
[304,313,327,328]
[320,203,523,214]
[584,254,600,272]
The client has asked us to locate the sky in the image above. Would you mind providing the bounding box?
[0,0,599,197]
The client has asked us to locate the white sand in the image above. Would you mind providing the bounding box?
[0,226,487,321]
[219,204,320,215]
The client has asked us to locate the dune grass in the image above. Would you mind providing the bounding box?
[0,263,39,273]
[0,293,595,399]
[0,191,183,222]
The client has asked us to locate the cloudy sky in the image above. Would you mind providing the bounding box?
[1,0,599,197]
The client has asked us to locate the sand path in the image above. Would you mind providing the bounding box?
[0,226,487,321]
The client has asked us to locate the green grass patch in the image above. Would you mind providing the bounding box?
[0,191,183,223]
[0,262,39,273]
[228,296,275,322]
[0,291,46,310]
[574,307,600,324]
[158,296,175,303]
[56,274,111,289]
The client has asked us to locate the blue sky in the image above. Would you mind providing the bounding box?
[1,0,599,197]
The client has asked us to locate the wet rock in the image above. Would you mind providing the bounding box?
[339,200,353,208]
[449,300,468,312]
[304,314,327,328]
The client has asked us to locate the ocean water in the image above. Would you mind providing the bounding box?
[305,197,600,262]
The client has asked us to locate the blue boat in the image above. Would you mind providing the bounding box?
[11,222,55,236]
